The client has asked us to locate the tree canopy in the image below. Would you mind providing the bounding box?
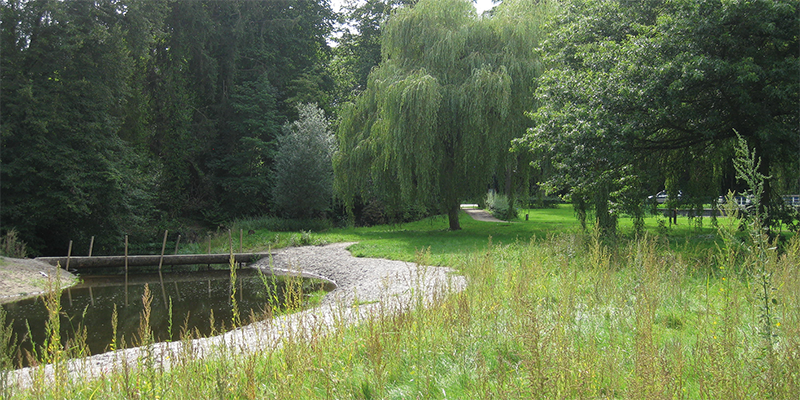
[334,0,553,230]
[517,0,799,233]
[332,0,417,103]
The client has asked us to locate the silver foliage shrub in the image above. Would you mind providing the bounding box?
[272,104,335,219]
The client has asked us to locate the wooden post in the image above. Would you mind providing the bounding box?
[174,235,181,255]
[228,229,233,302]
[88,236,95,257]
[66,240,73,306]
[65,240,73,272]
[239,229,245,269]
[173,281,181,302]
[158,230,169,309]
[124,235,129,306]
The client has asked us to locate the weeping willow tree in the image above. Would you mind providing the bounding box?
[334,0,553,230]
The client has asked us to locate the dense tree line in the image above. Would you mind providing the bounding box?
[1,0,334,255]
[2,0,797,254]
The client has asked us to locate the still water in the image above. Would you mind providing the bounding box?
[2,268,326,367]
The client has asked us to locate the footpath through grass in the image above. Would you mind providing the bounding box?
[5,206,799,398]
[318,205,722,265]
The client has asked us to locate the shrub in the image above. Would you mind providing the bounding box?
[231,216,332,233]
[486,192,517,220]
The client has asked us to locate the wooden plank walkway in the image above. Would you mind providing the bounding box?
[35,253,273,269]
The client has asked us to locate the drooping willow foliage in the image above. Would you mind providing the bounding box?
[334,0,556,229]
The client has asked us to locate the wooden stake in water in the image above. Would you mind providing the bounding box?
[228,230,233,302]
[124,235,129,306]
[88,236,95,306]
[158,230,169,309]
[174,235,181,255]
[240,229,243,254]
[65,240,73,272]
[173,281,182,302]
[207,235,212,270]
[66,240,73,306]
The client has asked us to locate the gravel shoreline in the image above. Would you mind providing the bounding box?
[9,242,466,389]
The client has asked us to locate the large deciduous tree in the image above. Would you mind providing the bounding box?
[334,0,552,230]
[518,0,799,233]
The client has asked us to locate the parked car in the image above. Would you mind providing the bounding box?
[648,190,683,204]
[783,194,800,208]
[717,195,752,207]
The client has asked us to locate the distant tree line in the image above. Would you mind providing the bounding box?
[2,0,798,255]
[1,0,335,255]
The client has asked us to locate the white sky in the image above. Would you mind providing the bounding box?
[330,0,498,14]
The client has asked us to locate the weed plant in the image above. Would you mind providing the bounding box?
[0,230,27,258]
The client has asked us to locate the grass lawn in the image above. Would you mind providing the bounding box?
[313,204,721,265]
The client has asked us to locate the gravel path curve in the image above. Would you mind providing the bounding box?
[10,242,466,389]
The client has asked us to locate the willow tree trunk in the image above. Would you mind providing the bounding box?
[448,202,461,230]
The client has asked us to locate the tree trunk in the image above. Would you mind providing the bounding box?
[595,182,616,236]
[448,202,461,230]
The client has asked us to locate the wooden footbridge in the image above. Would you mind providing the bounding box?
[35,252,273,270]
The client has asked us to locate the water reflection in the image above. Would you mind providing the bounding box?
[2,269,322,367]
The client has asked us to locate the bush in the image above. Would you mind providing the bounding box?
[523,195,562,209]
[485,192,517,221]
[231,216,333,233]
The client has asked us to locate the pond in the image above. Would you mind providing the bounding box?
[2,268,330,368]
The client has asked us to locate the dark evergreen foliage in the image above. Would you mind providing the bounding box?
[1,0,335,255]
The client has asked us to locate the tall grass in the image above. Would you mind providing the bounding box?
[3,135,797,397]
[0,230,27,258]
[4,228,797,398]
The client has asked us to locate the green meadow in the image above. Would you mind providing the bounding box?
[4,206,798,399]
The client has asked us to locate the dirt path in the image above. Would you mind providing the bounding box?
[460,204,508,223]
